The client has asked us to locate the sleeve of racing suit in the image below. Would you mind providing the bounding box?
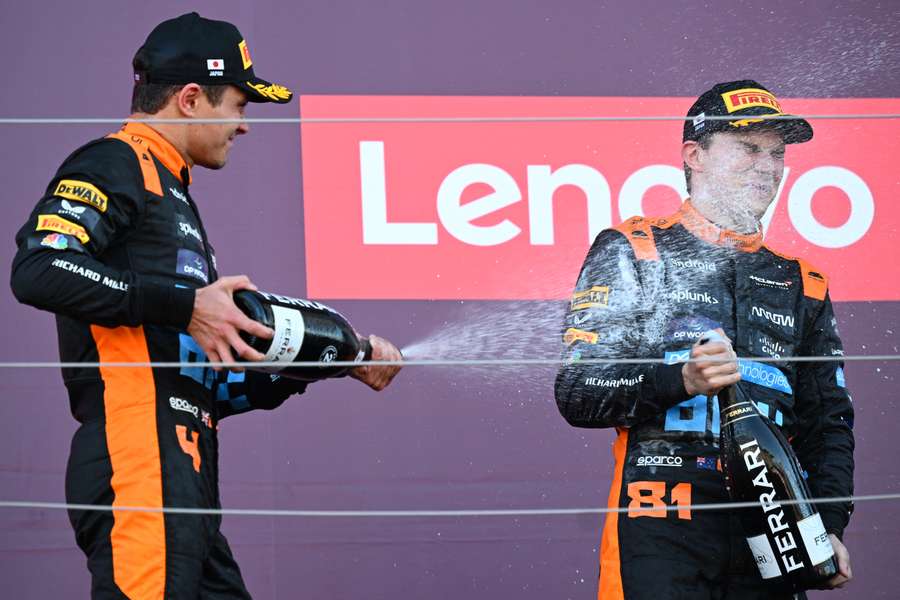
[215,370,309,419]
[791,292,855,539]
[10,140,195,329]
[554,229,690,428]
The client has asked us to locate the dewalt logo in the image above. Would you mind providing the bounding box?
[721,88,783,114]
[571,285,610,311]
[53,179,108,212]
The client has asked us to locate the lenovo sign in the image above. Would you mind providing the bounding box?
[300,96,899,301]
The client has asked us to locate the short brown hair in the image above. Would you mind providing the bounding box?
[684,134,713,195]
[130,83,228,114]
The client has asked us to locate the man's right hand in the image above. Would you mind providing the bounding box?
[682,327,741,396]
[187,275,274,371]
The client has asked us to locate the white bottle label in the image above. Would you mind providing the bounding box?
[263,305,306,369]
[797,513,835,566]
[746,533,781,579]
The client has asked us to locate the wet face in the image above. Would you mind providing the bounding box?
[186,86,250,169]
[698,129,786,219]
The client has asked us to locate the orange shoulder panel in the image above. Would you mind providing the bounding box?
[105,131,163,196]
[764,245,829,301]
[613,216,659,261]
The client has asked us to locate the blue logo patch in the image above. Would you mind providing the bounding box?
[664,349,691,365]
[739,360,792,394]
[836,367,846,388]
[176,249,209,284]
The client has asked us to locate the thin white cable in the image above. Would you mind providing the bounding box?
[0,114,898,125]
[0,354,895,370]
[0,493,893,517]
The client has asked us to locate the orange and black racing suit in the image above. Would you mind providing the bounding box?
[555,201,854,600]
[11,123,308,599]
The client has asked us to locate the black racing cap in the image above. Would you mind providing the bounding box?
[133,12,292,104]
[683,80,812,144]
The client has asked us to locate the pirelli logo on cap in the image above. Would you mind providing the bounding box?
[722,88,783,114]
[53,179,108,212]
[564,328,599,345]
[571,285,610,311]
[36,214,90,243]
[239,39,252,70]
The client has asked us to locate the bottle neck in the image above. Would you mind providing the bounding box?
[716,384,741,410]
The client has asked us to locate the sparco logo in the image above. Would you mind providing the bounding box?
[636,455,683,467]
[672,258,716,272]
[169,396,199,418]
[740,438,805,575]
[669,290,719,304]
[751,306,795,329]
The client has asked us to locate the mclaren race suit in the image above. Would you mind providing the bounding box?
[555,201,854,600]
[11,123,308,599]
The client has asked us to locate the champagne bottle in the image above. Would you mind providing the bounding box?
[707,331,837,591]
[233,290,370,381]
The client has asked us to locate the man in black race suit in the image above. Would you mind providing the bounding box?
[10,13,401,599]
[555,80,854,599]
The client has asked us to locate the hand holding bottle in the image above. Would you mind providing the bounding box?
[823,534,852,589]
[682,327,741,396]
[350,334,403,391]
[188,275,274,372]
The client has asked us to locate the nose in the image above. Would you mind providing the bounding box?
[754,152,780,175]
[236,120,250,136]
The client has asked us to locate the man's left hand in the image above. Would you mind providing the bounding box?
[822,534,852,589]
[350,335,402,391]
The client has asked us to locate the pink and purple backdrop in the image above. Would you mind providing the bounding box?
[2,1,898,598]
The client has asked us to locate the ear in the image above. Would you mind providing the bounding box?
[173,83,205,117]
[681,140,704,173]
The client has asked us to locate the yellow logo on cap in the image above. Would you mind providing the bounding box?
[239,40,252,70]
[53,179,108,212]
[248,82,292,101]
[721,88,783,114]
[36,214,90,243]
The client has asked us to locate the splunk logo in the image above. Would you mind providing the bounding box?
[751,306,795,329]
[668,289,719,305]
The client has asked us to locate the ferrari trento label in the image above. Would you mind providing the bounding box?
[746,533,781,579]
[264,305,305,366]
[53,179,108,212]
[797,513,835,566]
[36,214,89,243]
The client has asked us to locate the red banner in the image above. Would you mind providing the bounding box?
[300,96,900,301]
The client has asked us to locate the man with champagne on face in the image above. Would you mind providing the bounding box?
[555,80,854,599]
